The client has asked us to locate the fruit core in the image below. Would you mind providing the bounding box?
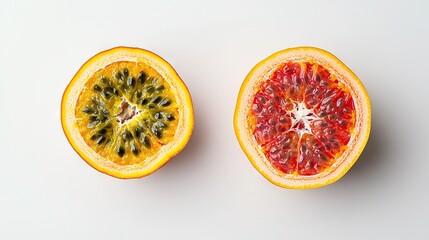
[249,61,356,176]
[288,101,319,137]
[75,61,179,166]
[116,99,140,124]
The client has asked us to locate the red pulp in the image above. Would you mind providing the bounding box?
[249,62,356,176]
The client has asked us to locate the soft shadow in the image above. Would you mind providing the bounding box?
[129,66,210,189]
[155,102,207,176]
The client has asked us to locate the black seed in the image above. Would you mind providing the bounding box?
[100,116,108,122]
[123,68,129,78]
[89,116,98,122]
[156,121,167,128]
[151,96,162,104]
[132,149,139,156]
[156,85,165,91]
[138,71,147,84]
[117,146,125,157]
[134,128,142,138]
[154,112,162,120]
[93,85,102,92]
[143,119,150,126]
[88,120,100,128]
[151,125,162,138]
[151,77,158,84]
[148,104,156,109]
[103,87,114,99]
[116,71,123,80]
[104,86,114,92]
[100,76,109,84]
[130,143,140,156]
[141,135,151,148]
[95,136,105,145]
[100,108,109,115]
[166,114,175,121]
[127,77,136,88]
[140,98,149,105]
[146,85,155,94]
[98,128,107,135]
[82,107,94,114]
[122,130,133,141]
[159,99,171,107]
[135,91,142,99]
[90,135,97,140]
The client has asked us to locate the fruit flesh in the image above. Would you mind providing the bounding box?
[249,62,356,176]
[75,61,179,166]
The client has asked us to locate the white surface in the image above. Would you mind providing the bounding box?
[1,0,428,239]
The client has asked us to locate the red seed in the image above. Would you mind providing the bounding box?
[249,61,356,175]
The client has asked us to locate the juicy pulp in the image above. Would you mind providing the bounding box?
[249,62,356,176]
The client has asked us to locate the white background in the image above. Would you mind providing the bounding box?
[1,0,428,239]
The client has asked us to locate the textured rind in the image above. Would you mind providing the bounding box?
[61,47,194,179]
[234,47,371,189]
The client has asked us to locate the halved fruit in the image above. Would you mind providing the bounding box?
[234,47,371,189]
[61,47,194,178]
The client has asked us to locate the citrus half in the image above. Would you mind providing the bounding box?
[234,47,371,189]
[61,47,194,178]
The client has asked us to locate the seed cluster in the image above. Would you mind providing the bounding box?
[250,62,356,175]
[79,67,177,159]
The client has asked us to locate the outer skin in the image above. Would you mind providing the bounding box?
[61,47,194,179]
[233,46,371,189]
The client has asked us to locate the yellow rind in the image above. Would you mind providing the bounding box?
[234,46,371,189]
[61,47,194,179]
